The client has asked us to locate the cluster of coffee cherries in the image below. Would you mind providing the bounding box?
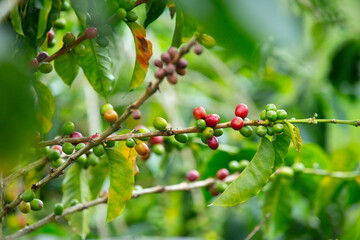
[193,107,222,150]
[153,44,203,85]
[255,104,287,137]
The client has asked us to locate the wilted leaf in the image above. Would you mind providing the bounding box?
[284,120,302,151]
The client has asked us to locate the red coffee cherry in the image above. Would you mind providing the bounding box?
[165,64,175,75]
[36,51,49,62]
[154,59,163,68]
[205,114,220,127]
[176,68,186,76]
[52,145,63,154]
[177,58,188,69]
[104,109,118,123]
[150,136,163,145]
[193,44,203,55]
[186,170,200,182]
[85,27,98,39]
[193,107,206,120]
[29,58,39,68]
[155,68,166,79]
[216,168,229,180]
[132,109,142,120]
[47,28,55,43]
[231,117,244,130]
[235,104,248,119]
[135,142,149,156]
[141,151,150,161]
[161,52,171,63]
[166,72,178,84]
[168,46,178,59]
[70,131,82,138]
[207,136,219,150]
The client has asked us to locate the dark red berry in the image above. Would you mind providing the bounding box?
[166,72,178,84]
[186,170,200,182]
[168,46,178,59]
[150,136,163,145]
[165,64,175,75]
[177,58,188,69]
[155,68,166,79]
[29,58,39,68]
[36,52,49,62]
[47,28,55,43]
[154,59,163,68]
[231,117,244,130]
[132,109,142,120]
[85,27,98,39]
[205,114,220,127]
[209,185,219,196]
[193,44,203,55]
[207,136,219,150]
[235,104,248,119]
[69,131,83,145]
[91,133,99,139]
[52,145,62,154]
[176,68,186,76]
[193,107,207,120]
[161,52,171,63]
[216,168,229,180]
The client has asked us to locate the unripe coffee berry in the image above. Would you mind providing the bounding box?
[214,128,224,137]
[153,117,167,131]
[256,126,267,137]
[74,44,86,55]
[19,201,31,213]
[126,11,138,22]
[216,168,229,180]
[38,62,53,73]
[135,142,149,156]
[228,160,240,172]
[198,34,216,49]
[100,104,114,115]
[193,107,206,120]
[62,121,75,135]
[215,182,228,193]
[175,133,188,143]
[62,32,76,46]
[273,124,284,134]
[292,162,305,173]
[177,58,188,69]
[154,59,163,68]
[62,142,75,155]
[152,144,165,155]
[52,145,63,154]
[265,104,277,112]
[196,119,207,131]
[278,166,294,179]
[116,8,127,20]
[88,153,99,166]
[126,138,136,148]
[76,154,87,166]
[166,72,178,84]
[240,126,253,137]
[36,51,49,62]
[104,109,118,123]
[202,127,214,139]
[106,140,115,148]
[70,199,79,206]
[48,149,61,161]
[260,110,267,120]
[137,127,150,141]
[132,109,142,120]
[266,126,274,136]
[201,135,208,144]
[276,109,287,120]
[30,199,43,211]
[266,110,277,122]
[52,158,64,168]
[54,18,66,29]
[205,114,220,128]
[238,160,249,172]
[85,27,98,39]
[161,52,171,63]
[54,203,64,215]
[96,36,109,47]
[22,189,35,202]
[231,117,244,130]
[75,143,86,151]
[39,146,50,155]
[93,144,105,157]
[207,136,219,150]
[186,170,200,182]
[235,104,248,118]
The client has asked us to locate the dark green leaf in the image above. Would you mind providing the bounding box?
[89,155,109,200]
[37,0,52,39]
[55,52,79,86]
[10,6,24,36]
[70,0,88,27]
[211,137,275,206]
[144,0,168,28]
[272,125,291,170]
[172,1,197,47]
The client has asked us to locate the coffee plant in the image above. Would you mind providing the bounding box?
[1,0,360,239]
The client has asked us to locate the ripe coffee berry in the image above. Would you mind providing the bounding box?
[132,109,142,120]
[240,126,253,137]
[161,52,171,63]
[209,185,220,196]
[135,142,149,156]
[70,131,82,139]
[277,109,287,120]
[205,114,220,127]
[193,107,206,120]
[85,27,98,39]
[273,123,284,134]
[30,199,43,211]
[126,138,136,148]
[176,68,186,76]
[235,104,248,118]
[256,126,267,137]
[202,127,214,139]
[62,142,75,155]
[165,64,175,75]
[152,144,165,155]
[29,58,39,68]
[177,58,188,69]
[166,72,178,84]
[186,170,200,182]
[62,121,75,135]
[150,136,163,145]
[216,168,229,180]
[154,59,163,68]
[231,117,244,130]
[265,104,277,112]
[168,46,178,59]
[54,203,64,215]
[62,32,76,46]
[141,151,150,161]
[266,110,277,122]
[47,28,55,42]
[196,119,207,130]
[104,109,118,123]
[207,136,219,150]
[93,144,105,157]
[153,117,168,130]
[20,201,31,214]
[52,145,62,154]
[36,51,49,62]
[193,44,203,55]
[38,62,53,73]
[214,128,224,137]
[155,68,166,79]
[48,149,61,161]
[22,189,35,202]
[175,133,188,143]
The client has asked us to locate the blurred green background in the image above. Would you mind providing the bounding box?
[2,0,360,239]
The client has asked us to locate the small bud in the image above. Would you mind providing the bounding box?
[132,109,142,120]
[193,44,203,55]
[168,46,178,59]
[155,68,166,79]
[176,68,186,76]
[176,58,188,69]
[161,52,171,63]
[166,72,178,85]
[154,59,163,68]
[165,64,175,75]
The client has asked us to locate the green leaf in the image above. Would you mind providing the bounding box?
[89,155,109,200]
[10,6,24,36]
[105,149,134,223]
[211,137,275,206]
[37,0,52,39]
[62,164,91,239]
[126,22,153,91]
[114,129,138,171]
[284,120,302,151]
[70,0,88,27]
[32,80,55,135]
[55,52,79,86]
[272,125,291,170]
[171,2,197,47]
[144,0,168,28]
[78,39,115,99]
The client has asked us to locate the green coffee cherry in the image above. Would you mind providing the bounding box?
[277,109,287,120]
[256,126,267,137]
[62,142,74,155]
[48,149,61,161]
[98,25,112,36]
[93,144,105,157]
[215,182,228,193]
[138,128,150,141]
[100,103,114,115]
[63,32,76,46]
[175,133,188,143]
[76,154,87,166]
[75,143,86,151]
[133,185,143,191]
[119,0,136,10]
[126,11,138,22]
[52,158,64,168]
[19,201,31,213]
[152,144,165,155]
[70,199,79,206]
[22,189,35,202]
[198,34,216,49]
[267,126,274,136]
[96,36,109,47]
[38,62,53,73]
[214,128,224,137]
[202,127,214,139]
[228,160,240,172]
[266,110,277,122]
[126,138,136,148]
[278,166,294,179]
[292,162,305,173]
[54,18,66,29]
[238,160,249,172]
[62,121,75,135]
[196,119,206,131]
[88,153,99,166]
[61,0,71,11]
[106,140,115,148]
[273,124,284,134]
[54,203,64,215]
[30,199,43,211]
[201,135,208,144]
[153,117,168,131]
[48,39,56,48]
[240,126,253,137]
[73,44,86,55]
[39,146,50,155]
[260,110,267,120]
[265,104,277,112]
[116,8,127,19]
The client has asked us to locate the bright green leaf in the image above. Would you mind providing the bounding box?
[70,0,88,27]
[55,52,79,86]
[105,149,134,223]
[211,137,275,207]
[62,164,91,239]
[126,22,153,91]
[284,120,302,151]
[10,6,24,36]
[37,0,52,39]
[144,0,168,28]
[89,155,109,200]
[115,129,138,171]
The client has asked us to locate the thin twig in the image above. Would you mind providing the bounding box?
[244,212,271,240]
[301,168,360,179]
[4,174,238,240]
